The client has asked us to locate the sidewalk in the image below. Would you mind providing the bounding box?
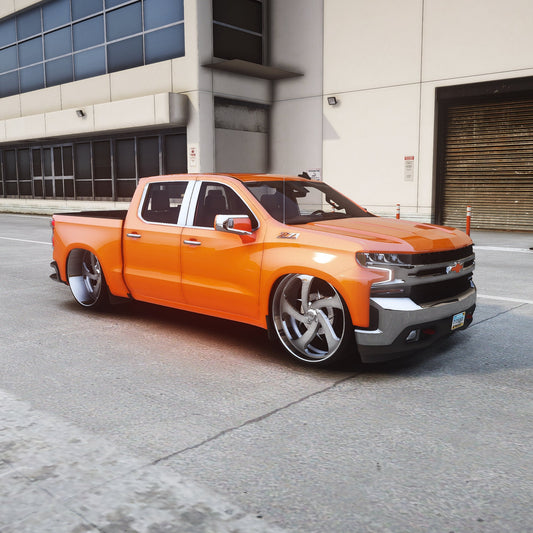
[0,389,284,533]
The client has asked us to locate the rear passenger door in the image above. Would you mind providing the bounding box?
[123,180,192,305]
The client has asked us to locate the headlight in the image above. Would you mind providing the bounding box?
[356,252,409,267]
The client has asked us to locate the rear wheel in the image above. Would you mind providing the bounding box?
[270,274,354,366]
[67,249,108,309]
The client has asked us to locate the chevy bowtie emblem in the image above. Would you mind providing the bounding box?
[446,262,464,274]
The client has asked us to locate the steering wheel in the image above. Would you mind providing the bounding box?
[311,209,326,216]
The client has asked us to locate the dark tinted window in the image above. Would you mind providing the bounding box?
[16,9,42,40]
[93,141,111,179]
[106,2,142,41]
[145,25,184,64]
[18,149,31,179]
[63,146,73,175]
[0,46,18,74]
[43,0,71,31]
[213,25,262,63]
[0,71,19,97]
[213,0,262,33]
[18,37,43,67]
[32,149,42,176]
[46,56,73,86]
[74,143,91,179]
[138,137,159,177]
[19,64,44,92]
[0,19,16,48]
[141,181,188,224]
[116,139,135,178]
[144,0,184,30]
[107,35,143,73]
[74,47,106,79]
[72,0,103,20]
[73,16,104,51]
[44,27,72,59]
[165,135,187,173]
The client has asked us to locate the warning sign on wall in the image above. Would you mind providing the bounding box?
[404,156,415,182]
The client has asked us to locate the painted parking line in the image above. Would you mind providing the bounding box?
[0,236,51,245]
[474,245,532,254]
[477,294,533,305]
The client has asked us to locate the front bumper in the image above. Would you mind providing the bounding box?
[354,288,476,362]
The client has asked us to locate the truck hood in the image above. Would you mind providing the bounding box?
[304,217,472,252]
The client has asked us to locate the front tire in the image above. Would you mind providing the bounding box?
[269,274,354,366]
[67,249,109,309]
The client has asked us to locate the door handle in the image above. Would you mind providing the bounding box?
[127,233,141,239]
[183,239,201,246]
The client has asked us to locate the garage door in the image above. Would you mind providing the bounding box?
[442,98,533,231]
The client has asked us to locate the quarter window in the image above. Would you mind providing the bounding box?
[141,182,188,224]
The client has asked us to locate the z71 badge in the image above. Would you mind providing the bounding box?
[277,232,300,239]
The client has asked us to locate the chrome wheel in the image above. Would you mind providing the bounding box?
[67,249,107,308]
[271,274,352,365]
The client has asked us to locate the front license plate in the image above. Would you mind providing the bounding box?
[451,311,466,330]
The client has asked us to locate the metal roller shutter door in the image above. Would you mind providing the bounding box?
[442,98,533,231]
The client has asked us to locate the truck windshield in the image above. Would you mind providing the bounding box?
[245,180,375,224]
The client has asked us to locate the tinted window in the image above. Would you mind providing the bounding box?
[141,182,188,224]
[165,135,187,173]
[74,143,91,179]
[144,0,184,30]
[213,0,262,33]
[116,139,135,178]
[0,19,16,48]
[74,46,106,79]
[43,0,71,31]
[0,72,19,98]
[19,64,44,92]
[107,35,143,72]
[32,149,42,176]
[213,25,262,63]
[17,149,31,179]
[72,0,103,20]
[93,141,111,179]
[106,2,142,41]
[18,37,43,67]
[63,146,73,175]
[145,25,184,64]
[16,9,42,40]
[46,56,73,86]
[137,137,159,177]
[73,16,104,51]
[0,46,18,74]
[45,27,72,59]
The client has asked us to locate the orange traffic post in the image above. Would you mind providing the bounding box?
[396,203,400,220]
[466,205,471,236]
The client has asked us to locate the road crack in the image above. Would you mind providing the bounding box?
[151,372,359,466]
[471,302,528,328]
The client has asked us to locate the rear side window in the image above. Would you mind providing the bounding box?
[141,182,187,224]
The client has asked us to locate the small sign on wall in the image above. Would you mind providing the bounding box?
[404,156,415,182]
[307,168,322,181]
[188,144,199,169]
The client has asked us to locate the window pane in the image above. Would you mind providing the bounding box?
[74,143,91,179]
[106,2,142,41]
[0,46,18,74]
[94,180,112,197]
[76,180,92,197]
[0,71,19,97]
[138,137,159,177]
[43,148,52,175]
[213,25,262,63]
[72,0,103,21]
[18,37,43,67]
[107,35,143,73]
[64,178,74,197]
[144,0,184,30]
[54,147,62,175]
[164,134,187,173]
[145,24,184,64]
[0,19,16,48]
[32,149,42,176]
[63,146,73,175]
[213,0,262,34]
[117,179,136,198]
[93,141,111,179]
[46,56,73,86]
[19,64,44,92]
[105,0,129,8]
[17,149,31,179]
[43,0,71,31]
[116,139,135,178]
[74,47,106,79]
[73,16,104,51]
[17,9,42,40]
[44,27,72,59]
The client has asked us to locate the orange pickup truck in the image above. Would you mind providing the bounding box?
[51,173,476,366]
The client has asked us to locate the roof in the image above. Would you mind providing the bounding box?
[140,173,314,184]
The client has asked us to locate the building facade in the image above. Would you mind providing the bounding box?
[1,0,532,231]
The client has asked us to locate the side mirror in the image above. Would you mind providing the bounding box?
[214,214,253,235]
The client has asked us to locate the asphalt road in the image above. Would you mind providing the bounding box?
[1,213,532,532]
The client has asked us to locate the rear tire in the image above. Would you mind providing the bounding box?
[67,249,109,309]
[269,274,354,366]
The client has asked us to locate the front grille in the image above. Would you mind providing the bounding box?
[408,275,474,305]
[395,245,473,266]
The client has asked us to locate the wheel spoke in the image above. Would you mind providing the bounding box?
[316,310,341,352]
[281,294,306,322]
[293,321,319,351]
[310,293,343,311]
[299,275,313,313]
